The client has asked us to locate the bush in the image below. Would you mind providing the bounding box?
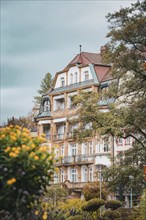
[103,210,121,220]
[82,198,105,213]
[0,125,55,219]
[105,200,122,210]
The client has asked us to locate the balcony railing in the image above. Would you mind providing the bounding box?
[56,154,94,165]
[53,133,65,141]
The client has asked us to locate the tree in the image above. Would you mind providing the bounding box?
[0,125,55,219]
[83,182,107,201]
[6,115,36,131]
[34,72,53,104]
[102,139,145,201]
[45,185,68,206]
[70,0,146,147]
[68,0,146,204]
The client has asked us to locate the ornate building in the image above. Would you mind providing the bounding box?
[35,48,132,198]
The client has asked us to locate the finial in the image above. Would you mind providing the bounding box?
[79,45,82,53]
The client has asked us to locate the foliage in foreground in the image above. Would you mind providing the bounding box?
[0,125,55,219]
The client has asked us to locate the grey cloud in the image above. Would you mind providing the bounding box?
[1,0,134,124]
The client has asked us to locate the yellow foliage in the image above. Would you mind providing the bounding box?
[7,178,16,185]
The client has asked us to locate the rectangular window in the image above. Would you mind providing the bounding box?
[84,71,89,81]
[89,142,93,154]
[60,77,65,87]
[125,137,131,145]
[117,138,123,145]
[71,169,77,182]
[89,167,93,182]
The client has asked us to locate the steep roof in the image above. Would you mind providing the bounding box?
[93,65,112,82]
[63,52,102,71]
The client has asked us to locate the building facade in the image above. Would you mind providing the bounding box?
[35,48,132,197]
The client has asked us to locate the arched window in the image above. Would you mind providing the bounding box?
[43,100,50,112]
[74,72,78,83]
[82,167,88,182]
[70,73,73,84]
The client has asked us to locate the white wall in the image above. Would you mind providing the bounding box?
[81,66,93,82]
[55,72,66,88]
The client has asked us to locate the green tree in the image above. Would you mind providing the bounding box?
[45,185,68,206]
[34,72,53,104]
[83,182,107,201]
[0,125,55,219]
[102,141,145,201]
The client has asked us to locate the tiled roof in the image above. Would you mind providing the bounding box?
[63,52,102,71]
[36,111,52,118]
[49,79,96,95]
[93,65,111,82]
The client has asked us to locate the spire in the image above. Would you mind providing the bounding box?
[79,45,82,53]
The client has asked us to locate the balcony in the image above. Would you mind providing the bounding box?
[63,180,87,191]
[52,133,66,141]
[56,154,94,166]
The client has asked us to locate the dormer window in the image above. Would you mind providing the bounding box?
[70,73,73,84]
[74,72,78,83]
[60,77,65,87]
[84,71,89,81]
[44,100,50,112]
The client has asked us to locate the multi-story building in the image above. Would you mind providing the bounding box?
[35,47,133,198]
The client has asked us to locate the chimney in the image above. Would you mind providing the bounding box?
[100,46,106,54]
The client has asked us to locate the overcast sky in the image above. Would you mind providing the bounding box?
[1,0,135,125]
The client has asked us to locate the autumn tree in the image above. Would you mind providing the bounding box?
[34,72,53,104]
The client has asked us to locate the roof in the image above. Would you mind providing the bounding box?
[63,52,102,72]
[36,111,52,119]
[49,79,96,95]
[93,65,111,82]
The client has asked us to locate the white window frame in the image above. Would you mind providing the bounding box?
[71,168,77,182]
[74,72,78,83]
[89,166,93,182]
[84,71,89,81]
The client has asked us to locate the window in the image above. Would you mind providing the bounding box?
[125,137,130,145]
[82,143,88,155]
[84,71,89,80]
[60,77,65,87]
[74,72,78,83]
[89,142,93,154]
[82,167,88,182]
[54,173,59,183]
[100,86,109,100]
[70,73,73,84]
[43,124,50,140]
[117,138,123,145]
[70,144,77,156]
[89,167,93,181]
[55,98,65,110]
[60,169,64,183]
[103,138,109,152]
[61,145,64,156]
[71,169,77,182]
[44,100,50,112]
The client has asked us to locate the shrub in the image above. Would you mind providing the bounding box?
[103,210,121,220]
[0,125,55,219]
[82,198,105,213]
[105,200,122,210]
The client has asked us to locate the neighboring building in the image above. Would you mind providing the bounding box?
[35,47,133,198]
